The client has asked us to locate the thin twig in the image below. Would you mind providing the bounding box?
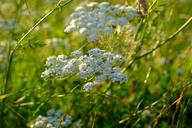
[122,16,192,72]
[135,16,192,60]
[119,80,192,124]
[0,0,73,127]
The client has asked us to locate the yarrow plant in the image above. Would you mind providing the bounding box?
[64,2,140,42]
[30,109,72,128]
[41,48,128,91]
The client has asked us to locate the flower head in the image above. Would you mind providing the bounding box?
[42,48,128,90]
[64,2,140,42]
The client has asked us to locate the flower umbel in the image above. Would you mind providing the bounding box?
[42,48,128,91]
[30,109,72,128]
[64,2,140,42]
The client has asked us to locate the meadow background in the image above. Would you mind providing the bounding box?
[0,0,192,127]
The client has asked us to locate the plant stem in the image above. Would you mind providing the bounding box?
[0,0,73,127]
[135,16,192,60]
[123,16,192,72]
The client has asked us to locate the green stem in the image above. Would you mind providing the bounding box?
[0,0,73,127]
[119,80,192,124]
[122,16,192,73]
[135,16,192,60]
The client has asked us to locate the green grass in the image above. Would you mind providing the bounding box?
[0,0,192,127]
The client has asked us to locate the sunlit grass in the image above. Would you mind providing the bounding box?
[0,0,192,127]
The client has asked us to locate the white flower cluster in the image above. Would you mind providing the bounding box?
[31,109,72,128]
[41,48,128,91]
[64,2,140,42]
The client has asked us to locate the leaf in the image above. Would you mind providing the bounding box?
[28,37,45,49]
[0,93,12,101]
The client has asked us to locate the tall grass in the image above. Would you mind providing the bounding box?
[0,0,192,127]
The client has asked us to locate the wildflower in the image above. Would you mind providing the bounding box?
[42,48,128,90]
[79,27,89,35]
[41,70,52,80]
[64,24,76,32]
[113,54,124,62]
[83,82,95,91]
[45,56,57,67]
[113,67,122,73]
[87,48,104,57]
[109,73,128,84]
[61,114,72,127]
[71,50,83,58]
[55,109,64,117]
[57,55,68,61]
[87,2,98,9]
[31,109,72,128]
[46,123,54,128]
[46,109,55,117]
[64,2,140,42]
[34,120,45,128]
[117,17,127,26]
[95,75,107,84]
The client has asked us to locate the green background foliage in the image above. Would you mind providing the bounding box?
[0,0,192,127]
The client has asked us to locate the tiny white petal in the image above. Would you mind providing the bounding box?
[79,27,89,35]
[83,82,95,91]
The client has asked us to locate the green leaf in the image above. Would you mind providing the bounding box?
[0,93,12,101]
[28,37,45,49]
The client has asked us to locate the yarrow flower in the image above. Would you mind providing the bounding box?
[64,2,140,42]
[41,48,128,91]
[30,109,72,128]
[83,82,95,91]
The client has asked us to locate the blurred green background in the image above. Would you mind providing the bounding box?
[0,0,192,127]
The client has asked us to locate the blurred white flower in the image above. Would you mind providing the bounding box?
[71,50,83,58]
[78,63,87,71]
[95,75,107,84]
[45,56,57,67]
[55,109,64,117]
[113,67,122,73]
[64,24,76,32]
[46,123,54,128]
[83,82,95,91]
[34,120,45,128]
[79,27,89,35]
[31,109,72,128]
[109,73,128,84]
[61,114,72,127]
[46,109,55,117]
[87,48,104,57]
